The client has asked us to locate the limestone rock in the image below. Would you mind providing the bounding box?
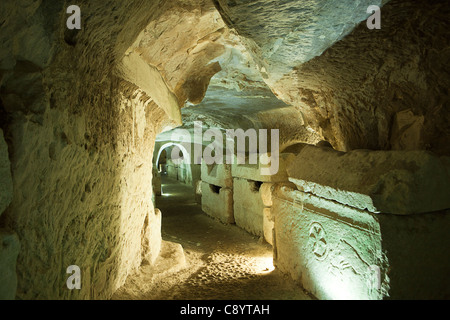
[0,129,13,216]
[272,185,387,299]
[214,0,449,155]
[262,208,274,246]
[117,52,182,125]
[201,162,233,188]
[0,0,448,301]
[0,230,20,300]
[0,0,58,70]
[377,210,450,299]
[260,183,274,207]
[287,144,450,214]
[141,209,162,266]
[233,178,265,237]
[231,153,293,183]
[272,183,450,299]
[152,169,162,197]
[214,0,385,81]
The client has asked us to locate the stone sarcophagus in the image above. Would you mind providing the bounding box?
[201,161,233,188]
[230,153,294,244]
[201,181,234,224]
[272,144,450,300]
[232,178,266,238]
[201,162,234,224]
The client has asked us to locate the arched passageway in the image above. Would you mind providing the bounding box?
[154,142,193,186]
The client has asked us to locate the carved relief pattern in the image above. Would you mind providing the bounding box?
[309,222,328,260]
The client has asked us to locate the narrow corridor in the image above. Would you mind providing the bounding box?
[113,175,311,300]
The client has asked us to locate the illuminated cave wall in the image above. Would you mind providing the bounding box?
[205,0,450,299]
[0,0,449,300]
[0,1,173,299]
[272,145,450,300]
[153,142,195,186]
[213,0,450,154]
[0,0,228,299]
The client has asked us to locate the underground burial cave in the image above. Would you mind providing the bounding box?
[0,0,449,301]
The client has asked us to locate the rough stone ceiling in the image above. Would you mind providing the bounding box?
[154,0,392,149]
[3,0,447,154]
[212,0,389,84]
[0,0,448,301]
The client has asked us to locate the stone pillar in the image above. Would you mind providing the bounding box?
[152,168,162,196]
[0,129,13,216]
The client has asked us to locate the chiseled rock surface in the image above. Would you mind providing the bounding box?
[272,182,450,299]
[214,0,450,156]
[214,0,385,80]
[1,0,448,301]
[0,230,20,300]
[233,178,265,237]
[201,182,234,224]
[286,144,450,214]
[201,162,233,188]
[272,183,388,300]
[0,0,173,300]
[0,129,13,216]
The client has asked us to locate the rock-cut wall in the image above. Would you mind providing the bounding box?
[0,0,255,300]
[0,0,176,299]
[213,0,450,154]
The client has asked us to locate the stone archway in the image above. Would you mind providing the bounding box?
[155,142,193,185]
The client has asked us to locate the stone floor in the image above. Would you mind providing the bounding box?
[112,175,312,300]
